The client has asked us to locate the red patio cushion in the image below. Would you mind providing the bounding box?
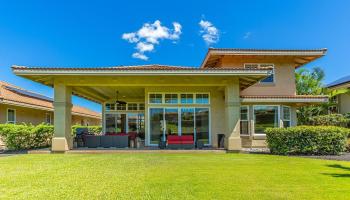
[180,135,193,141]
[167,135,181,144]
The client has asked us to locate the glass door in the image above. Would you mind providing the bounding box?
[149,108,164,145]
[165,108,179,138]
[181,108,195,137]
[195,108,209,145]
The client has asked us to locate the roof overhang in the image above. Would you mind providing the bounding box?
[12,66,273,103]
[241,95,329,105]
[201,48,327,68]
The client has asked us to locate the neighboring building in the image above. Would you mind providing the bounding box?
[12,48,328,151]
[327,75,350,114]
[0,81,101,126]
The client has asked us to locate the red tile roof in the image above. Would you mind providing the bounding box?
[0,81,101,119]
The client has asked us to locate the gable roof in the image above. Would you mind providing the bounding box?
[327,75,350,89]
[201,48,327,68]
[0,81,101,119]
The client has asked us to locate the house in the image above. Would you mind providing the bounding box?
[327,75,350,114]
[0,81,101,126]
[12,48,328,151]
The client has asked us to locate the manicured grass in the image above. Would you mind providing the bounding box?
[0,153,350,200]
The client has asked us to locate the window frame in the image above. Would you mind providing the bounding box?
[45,113,52,124]
[240,106,249,135]
[148,93,163,104]
[164,93,179,104]
[244,63,275,84]
[253,105,280,135]
[7,108,16,124]
[282,106,291,128]
[148,92,210,105]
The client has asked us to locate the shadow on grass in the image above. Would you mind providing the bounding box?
[322,164,350,178]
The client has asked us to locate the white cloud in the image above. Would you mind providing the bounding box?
[132,52,148,60]
[199,20,219,45]
[136,42,154,52]
[244,32,251,39]
[122,32,139,43]
[122,20,182,60]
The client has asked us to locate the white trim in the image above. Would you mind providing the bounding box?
[6,108,16,124]
[241,97,328,103]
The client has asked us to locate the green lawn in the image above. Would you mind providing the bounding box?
[0,153,350,200]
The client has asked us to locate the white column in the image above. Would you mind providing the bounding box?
[51,82,73,151]
[224,79,242,150]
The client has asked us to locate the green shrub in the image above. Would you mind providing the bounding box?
[0,124,102,150]
[308,114,350,128]
[266,126,350,155]
[71,125,102,136]
[0,123,54,150]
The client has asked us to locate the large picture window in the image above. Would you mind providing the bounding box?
[253,105,279,134]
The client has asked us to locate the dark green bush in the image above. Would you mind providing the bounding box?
[266,126,350,155]
[0,124,54,150]
[71,125,102,136]
[0,124,102,150]
[308,114,350,128]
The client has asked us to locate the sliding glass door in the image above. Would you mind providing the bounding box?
[195,108,209,144]
[149,108,163,145]
[149,107,210,146]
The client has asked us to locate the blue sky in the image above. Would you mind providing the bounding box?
[0,0,349,112]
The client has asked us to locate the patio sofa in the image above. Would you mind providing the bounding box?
[167,135,194,149]
[84,133,129,148]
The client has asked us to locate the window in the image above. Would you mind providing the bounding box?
[128,103,138,111]
[240,106,249,135]
[45,113,52,124]
[244,63,274,83]
[138,103,145,110]
[7,109,16,124]
[165,94,178,104]
[149,94,162,104]
[282,106,291,127]
[116,103,126,110]
[181,94,194,104]
[196,94,209,104]
[254,105,279,134]
[330,96,338,104]
[106,103,115,111]
[328,106,339,114]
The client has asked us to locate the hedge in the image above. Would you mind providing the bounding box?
[308,114,350,128]
[0,124,102,150]
[266,126,350,155]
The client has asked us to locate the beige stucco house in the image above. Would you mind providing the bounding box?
[12,48,328,151]
[327,75,350,114]
[0,81,101,126]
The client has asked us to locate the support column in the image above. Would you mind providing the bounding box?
[224,79,242,150]
[51,82,73,152]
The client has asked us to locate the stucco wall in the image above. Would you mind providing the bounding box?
[339,93,350,114]
[217,56,297,96]
[0,103,101,126]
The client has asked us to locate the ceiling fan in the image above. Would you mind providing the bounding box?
[115,91,127,105]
